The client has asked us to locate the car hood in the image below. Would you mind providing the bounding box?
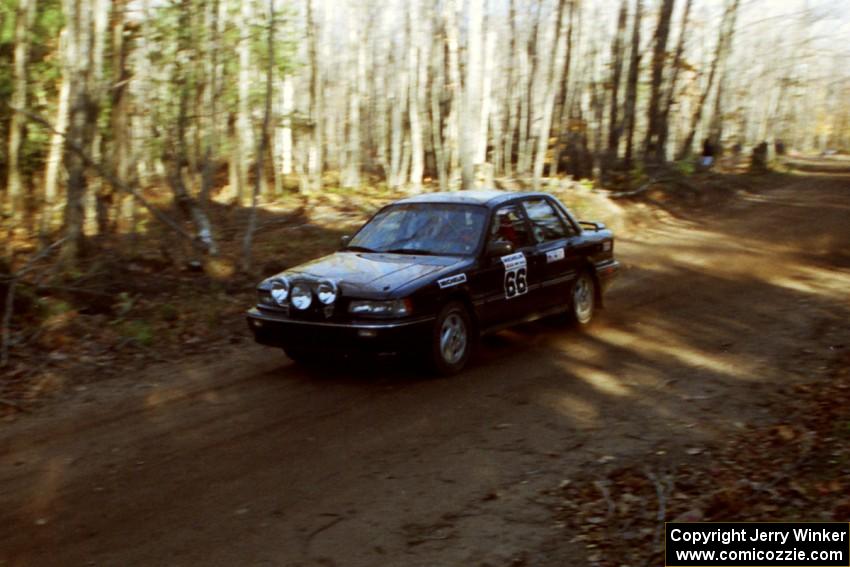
[281,251,463,295]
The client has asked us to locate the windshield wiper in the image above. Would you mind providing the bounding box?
[345,245,377,252]
[383,247,436,255]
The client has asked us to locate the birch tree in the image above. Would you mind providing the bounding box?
[622,0,643,171]
[460,0,484,189]
[643,0,676,163]
[60,0,97,263]
[532,0,569,189]
[242,0,275,271]
[604,0,629,176]
[5,0,38,217]
[677,0,740,159]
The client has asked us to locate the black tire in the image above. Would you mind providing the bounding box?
[429,302,474,376]
[569,270,597,326]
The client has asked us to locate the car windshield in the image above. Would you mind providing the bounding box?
[348,204,487,256]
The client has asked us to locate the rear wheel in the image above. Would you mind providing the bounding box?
[430,302,473,375]
[570,271,596,326]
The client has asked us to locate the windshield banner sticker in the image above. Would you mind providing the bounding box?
[501,253,528,299]
[438,273,467,289]
[546,248,565,263]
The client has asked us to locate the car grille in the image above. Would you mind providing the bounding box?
[258,296,352,322]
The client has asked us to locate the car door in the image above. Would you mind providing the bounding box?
[520,197,583,310]
[477,204,540,327]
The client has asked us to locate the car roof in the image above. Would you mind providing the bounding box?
[394,190,553,208]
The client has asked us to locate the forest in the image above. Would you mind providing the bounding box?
[2,0,848,266]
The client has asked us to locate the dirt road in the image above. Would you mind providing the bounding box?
[2,170,848,567]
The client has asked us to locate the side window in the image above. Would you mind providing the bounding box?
[522,198,574,243]
[489,206,532,249]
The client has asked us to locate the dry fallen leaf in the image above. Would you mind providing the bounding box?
[775,424,796,441]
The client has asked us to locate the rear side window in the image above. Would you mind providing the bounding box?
[522,199,573,242]
[489,206,533,249]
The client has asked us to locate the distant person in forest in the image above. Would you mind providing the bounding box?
[775,139,786,156]
[700,138,716,169]
[751,141,769,173]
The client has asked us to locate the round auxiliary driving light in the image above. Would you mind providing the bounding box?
[290,282,313,310]
[316,280,338,305]
[270,277,290,306]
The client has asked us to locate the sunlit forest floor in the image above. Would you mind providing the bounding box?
[0,172,639,410]
[0,157,838,411]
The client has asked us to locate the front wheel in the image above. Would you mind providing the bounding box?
[570,271,597,326]
[429,302,474,375]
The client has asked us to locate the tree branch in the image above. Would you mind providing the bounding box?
[8,105,207,253]
[1,237,68,368]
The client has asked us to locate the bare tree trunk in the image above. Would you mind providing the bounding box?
[280,74,294,176]
[163,0,218,256]
[501,0,517,177]
[235,0,253,203]
[476,12,495,166]
[5,0,38,217]
[341,1,365,189]
[677,0,740,160]
[199,0,221,207]
[443,0,462,185]
[407,0,425,191]
[709,69,728,149]
[108,0,130,235]
[89,0,111,235]
[532,0,568,189]
[242,0,275,272]
[60,0,97,265]
[622,0,643,172]
[517,1,542,176]
[429,10,448,191]
[460,0,483,189]
[604,0,629,177]
[306,0,322,192]
[549,0,576,179]
[643,0,676,164]
[389,47,409,189]
[657,0,692,160]
[42,30,71,233]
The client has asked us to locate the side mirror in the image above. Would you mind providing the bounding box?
[486,240,514,257]
[340,235,351,249]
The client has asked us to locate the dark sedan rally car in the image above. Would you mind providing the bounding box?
[246,190,620,374]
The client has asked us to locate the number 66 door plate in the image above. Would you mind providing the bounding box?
[501,252,528,299]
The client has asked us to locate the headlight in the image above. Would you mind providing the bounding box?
[316,280,338,305]
[348,299,412,318]
[269,277,290,306]
[291,282,313,310]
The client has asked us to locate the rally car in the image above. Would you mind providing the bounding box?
[246,190,620,374]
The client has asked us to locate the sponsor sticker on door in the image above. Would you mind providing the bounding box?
[546,248,565,263]
[438,273,467,289]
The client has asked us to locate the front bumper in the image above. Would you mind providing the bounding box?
[245,307,434,355]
